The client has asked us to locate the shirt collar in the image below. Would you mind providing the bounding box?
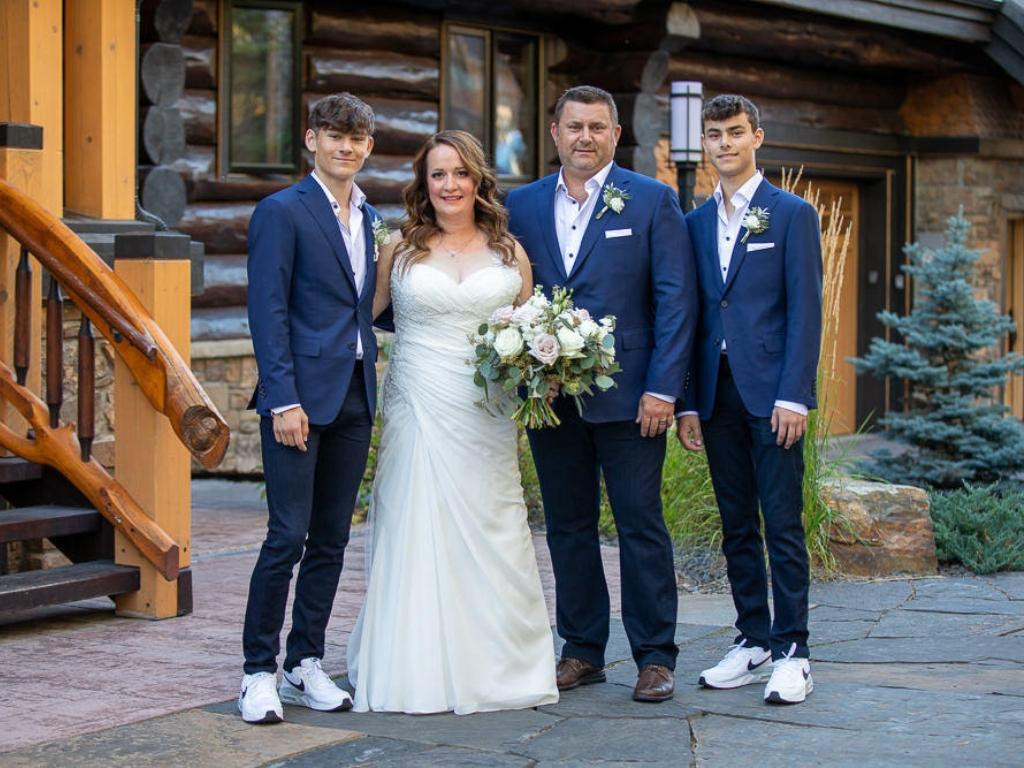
[555,162,615,199]
[712,170,763,210]
[311,170,365,213]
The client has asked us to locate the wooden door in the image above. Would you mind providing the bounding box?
[774,177,860,435]
[1007,220,1024,420]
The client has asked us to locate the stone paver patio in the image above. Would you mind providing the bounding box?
[2,480,1023,766]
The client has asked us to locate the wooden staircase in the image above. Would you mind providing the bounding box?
[0,177,229,617]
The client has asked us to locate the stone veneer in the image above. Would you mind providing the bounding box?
[915,155,1024,305]
[189,339,262,475]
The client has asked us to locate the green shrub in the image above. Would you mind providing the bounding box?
[930,485,1024,573]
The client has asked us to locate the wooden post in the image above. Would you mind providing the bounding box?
[0,1,62,216]
[113,232,193,619]
[64,0,136,219]
[0,125,44,438]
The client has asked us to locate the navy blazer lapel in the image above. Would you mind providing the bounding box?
[297,175,358,293]
[359,205,378,299]
[569,164,625,280]
[534,176,567,283]
[723,178,779,294]
[699,201,723,292]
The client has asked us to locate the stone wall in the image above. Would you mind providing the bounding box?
[189,339,261,475]
[915,155,1024,306]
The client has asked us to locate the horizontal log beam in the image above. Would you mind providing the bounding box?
[309,9,441,58]
[177,89,215,146]
[307,49,439,100]
[668,52,905,108]
[690,2,987,74]
[194,254,247,309]
[192,305,250,341]
[178,202,254,254]
[181,34,216,89]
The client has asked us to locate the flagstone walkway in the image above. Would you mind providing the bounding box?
[2,480,1023,766]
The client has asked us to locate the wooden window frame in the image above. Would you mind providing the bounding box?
[219,0,303,176]
[440,22,544,184]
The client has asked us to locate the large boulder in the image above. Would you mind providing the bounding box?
[821,479,938,576]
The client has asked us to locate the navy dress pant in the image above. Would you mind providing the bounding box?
[243,364,372,674]
[701,356,810,659]
[528,397,678,670]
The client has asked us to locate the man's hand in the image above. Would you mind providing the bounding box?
[771,406,807,449]
[636,394,675,438]
[676,414,704,451]
[273,406,310,452]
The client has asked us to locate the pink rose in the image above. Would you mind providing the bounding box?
[489,305,515,326]
[572,308,592,324]
[529,333,561,366]
[512,304,543,327]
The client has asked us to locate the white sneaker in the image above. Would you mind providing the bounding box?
[764,644,813,704]
[279,658,353,712]
[238,672,283,724]
[698,640,772,689]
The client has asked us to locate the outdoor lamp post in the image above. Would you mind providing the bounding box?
[670,81,703,213]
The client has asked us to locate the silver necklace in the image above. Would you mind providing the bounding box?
[441,231,477,259]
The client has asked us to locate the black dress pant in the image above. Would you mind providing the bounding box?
[701,357,810,659]
[242,365,372,674]
[528,397,678,670]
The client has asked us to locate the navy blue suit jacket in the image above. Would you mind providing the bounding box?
[683,178,822,420]
[507,164,697,423]
[247,174,380,424]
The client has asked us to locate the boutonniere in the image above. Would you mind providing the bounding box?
[371,216,390,262]
[595,183,630,220]
[740,207,770,244]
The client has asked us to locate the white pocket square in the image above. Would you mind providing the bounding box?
[747,242,775,252]
[605,228,632,239]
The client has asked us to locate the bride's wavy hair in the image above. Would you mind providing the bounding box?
[396,130,517,274]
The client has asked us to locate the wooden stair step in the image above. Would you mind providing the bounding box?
[0,505,101,544]
[0,560,139,612]
[0,456,44,485]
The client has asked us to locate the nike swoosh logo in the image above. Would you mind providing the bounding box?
[802,670,810,679]
[747,659,765,670]
[284,674,305,691]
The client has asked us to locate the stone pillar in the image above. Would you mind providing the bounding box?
[113,232,193,618]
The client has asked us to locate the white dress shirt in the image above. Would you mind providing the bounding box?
[554,163,672,407]
[554,162,614,277]
[682,172,806,418]
[272,173,367,416]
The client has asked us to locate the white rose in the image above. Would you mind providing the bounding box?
[741,211,759,229]
[578,319,599,338]
[556,327,585,357]
[608,196,625,214]
[493,327,524,358]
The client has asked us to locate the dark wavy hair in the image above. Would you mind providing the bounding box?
[702,94,760,132]
[396,130,517,274]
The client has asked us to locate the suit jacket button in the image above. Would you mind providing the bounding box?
[713,336,721,345]
[347,342,357,350]
[720,300,729,308]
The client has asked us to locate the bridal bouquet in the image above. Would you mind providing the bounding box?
[470,286,621,429]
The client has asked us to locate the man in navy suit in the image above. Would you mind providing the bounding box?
[240,93,384,723]
[507,86,697,703]
[677,94,822,705]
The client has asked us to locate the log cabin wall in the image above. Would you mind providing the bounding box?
[158,0,1024,471]
[169,2,445,472]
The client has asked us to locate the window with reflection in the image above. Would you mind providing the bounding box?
[443,25,540,183]
[223,1,301,174]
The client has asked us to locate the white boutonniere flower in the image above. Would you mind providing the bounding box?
[371,216,390,262]
[740,207,770,244]
[595,183,630,220]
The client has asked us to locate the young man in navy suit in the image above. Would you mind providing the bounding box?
[240,94,384,723]
[677,95,822,705]
[508,86,697,703]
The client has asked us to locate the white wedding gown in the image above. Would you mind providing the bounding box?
[347,259,559,714]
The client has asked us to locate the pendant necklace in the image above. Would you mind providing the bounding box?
[442,231,478,259]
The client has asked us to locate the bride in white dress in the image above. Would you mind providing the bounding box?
[346,130,559,714]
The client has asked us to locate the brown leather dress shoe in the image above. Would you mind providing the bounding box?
[556,657,606,691]
[633,664,675,702]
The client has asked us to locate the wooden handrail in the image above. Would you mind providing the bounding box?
[0,360,178,580]
[0,180,229,469]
